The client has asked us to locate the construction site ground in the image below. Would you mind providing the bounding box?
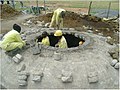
[0,4,119,89]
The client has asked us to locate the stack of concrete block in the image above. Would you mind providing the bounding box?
[61,71,73,83]
[18,71,30,86]
[12,54,24,64]
[111,59,119,69]
[32,71,44,82]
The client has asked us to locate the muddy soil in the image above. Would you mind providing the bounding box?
[0,4,21,19]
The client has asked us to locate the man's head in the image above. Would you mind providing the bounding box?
[60,11,65,18]
[42,31,48,38]
[13,24,21,33]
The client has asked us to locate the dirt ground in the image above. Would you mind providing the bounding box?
[0,4,21,19]
[29,11,119,43]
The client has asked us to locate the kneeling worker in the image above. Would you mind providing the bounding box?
[54,30,67,48]
[37,31,50,46]
[0,24,26,52]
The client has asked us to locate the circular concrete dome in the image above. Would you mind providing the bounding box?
[0,29,119,89]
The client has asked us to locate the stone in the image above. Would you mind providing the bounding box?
[62,28,69,30]
[45,23,50,28]
[98,33,103,36]
[88,71,98,83]
[87,30,93,33]
[114,63,119,69]
[54,52,61,61]
[17,64,26,72]
[61,76,73,83]
[49,28,54,30]
[106,36,114,45]
[16,54,24,61]
[108,47,118,56]
[111,59,118,66]
[18,75,27,80]
[69,28,75,31]
[112,52,119,60]
[18,80,27,86]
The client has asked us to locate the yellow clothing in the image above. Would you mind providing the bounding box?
[57,36,67,48]
[0,29,25,51]
[41,36,50,46]
[50,8,65,29]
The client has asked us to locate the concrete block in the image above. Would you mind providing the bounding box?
[32,72,44,82]
[111,59,118,66]
[16,54,24,61]
[18,75,27,80]
[32,75,42,82]
[18,71,30,76]
[88,76,98,83]
[18,80,27,86]
[17,64,26,72]
[61,76,73,83]
[13,56,20,64]
[54,52,61,61]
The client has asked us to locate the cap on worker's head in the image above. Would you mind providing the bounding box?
[42,31,48,36]
[54,30,62,36]
[13,24,21,33]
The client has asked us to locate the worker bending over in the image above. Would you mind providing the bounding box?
[0,24,26,52]
[37,31,50,46]
[49,8,66,29]
[54,30,67,48]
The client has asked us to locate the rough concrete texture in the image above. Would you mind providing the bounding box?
[0,30,119,89]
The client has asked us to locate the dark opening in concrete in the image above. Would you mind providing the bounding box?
[37,33,85,48]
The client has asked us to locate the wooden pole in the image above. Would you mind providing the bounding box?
[106,2,111,18]
[88,1,92,15]
[36,0,39,14]
[44,0,46,14]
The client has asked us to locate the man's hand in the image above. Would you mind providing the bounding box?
[55,44,59,47]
